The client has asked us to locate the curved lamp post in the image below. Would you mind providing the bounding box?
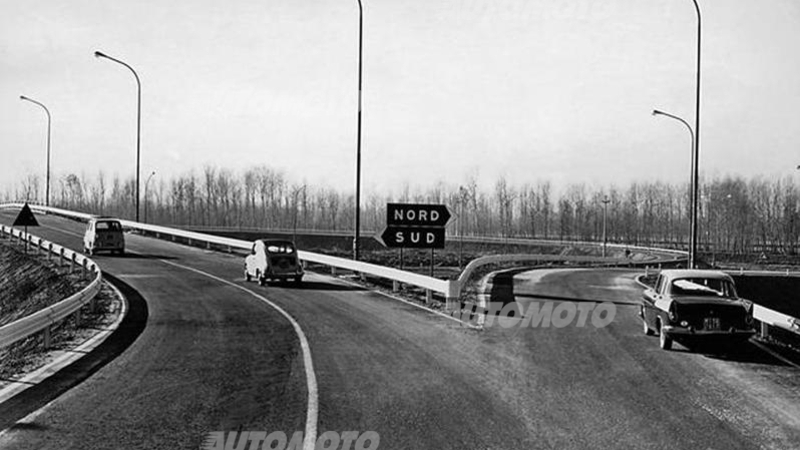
[144,170,156,224]
[94,50,142,222]
[652,109,696,267]
[19,95,51,207]
[353,0,364,261]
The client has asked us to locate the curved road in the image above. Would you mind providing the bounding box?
[0,211,799,449]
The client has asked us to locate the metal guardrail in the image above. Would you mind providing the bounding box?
[0,223,102,349]
[0,204,691,308]
[4,202,798,342]
[1,203,461,303]
[457,252,686,288]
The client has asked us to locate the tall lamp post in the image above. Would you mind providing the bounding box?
[602,195,610,257]
[94,50,142,222]
[291,185,307,246]
[353,0,364,261]
[458,186,470,269]
[653,109,696,267]
[144,171,156,224]
[19,95,51,207]
[689,0,702,269]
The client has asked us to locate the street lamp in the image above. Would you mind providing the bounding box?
[653,108,697,268]
[689,0,702,269]
[291,185,307,246]
[458,186,471,268]
[144,171,156,224]
[19,95,51,207]
[602,195,610,257]
[94,50,142,222]
[353,0,364,261]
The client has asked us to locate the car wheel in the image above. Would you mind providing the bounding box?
[244,267,251,282]
[294,276,303,284]
[643,318,655,336]
[659,321,673,350]
[257,271,266,286]
[641,307,655,336]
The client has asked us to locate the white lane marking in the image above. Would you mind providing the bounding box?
[158,259,318,450]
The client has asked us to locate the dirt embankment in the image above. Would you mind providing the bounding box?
[0,242,87,327]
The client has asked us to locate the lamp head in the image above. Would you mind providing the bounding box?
[20,95,27,100]
[94,51,106,58]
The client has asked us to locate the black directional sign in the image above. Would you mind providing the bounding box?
[378,226,446,249]
[13,203,39,227]
[387,203,451,228]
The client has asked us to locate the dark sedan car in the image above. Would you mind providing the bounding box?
[641,269,755,350]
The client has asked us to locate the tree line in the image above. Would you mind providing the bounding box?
[5,166,799,256]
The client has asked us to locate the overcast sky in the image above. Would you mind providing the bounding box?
[2,0,799,196]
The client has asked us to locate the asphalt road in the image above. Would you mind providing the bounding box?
[1,210,799,449]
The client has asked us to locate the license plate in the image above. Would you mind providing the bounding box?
[704,317,721,330]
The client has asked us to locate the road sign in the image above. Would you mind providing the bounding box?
[13,203,39,227]
[377,226,446,249]
[387,203,451,227]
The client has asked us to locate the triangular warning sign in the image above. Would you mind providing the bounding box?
[13,203,39,227]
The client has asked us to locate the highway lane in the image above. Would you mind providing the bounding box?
[0,212,307,449]
[2,210,799,449]
[502,268,800,449]
[0,212,539,449]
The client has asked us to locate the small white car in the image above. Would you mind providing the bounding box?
[244,239,304,285]
[83,217,125,255]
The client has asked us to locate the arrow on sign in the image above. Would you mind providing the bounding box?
[387,203,451,227]
[376,226,446,249]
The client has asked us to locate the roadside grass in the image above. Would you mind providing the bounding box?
[0,241,85,327]
[0,240,120,384]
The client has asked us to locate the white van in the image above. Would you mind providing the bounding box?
[83,217,125,255]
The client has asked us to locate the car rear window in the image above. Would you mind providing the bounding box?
[96,221,122,231]
[671,278,736,298]
[266,243,295,254]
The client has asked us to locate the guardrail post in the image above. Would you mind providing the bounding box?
[393,280,400,293]
[445,296,458,312]
[59,248,66,267]
[75,307,82,327]
[48,243,54,261]
[43,326,51,349]
[331,266,337,276]
[425,290,432,304]
[760,321,769,340]
[82,259,88,279]
[70,253,77,274]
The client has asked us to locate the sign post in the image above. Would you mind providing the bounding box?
[13,203,40,254]
[375,203,452,283]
